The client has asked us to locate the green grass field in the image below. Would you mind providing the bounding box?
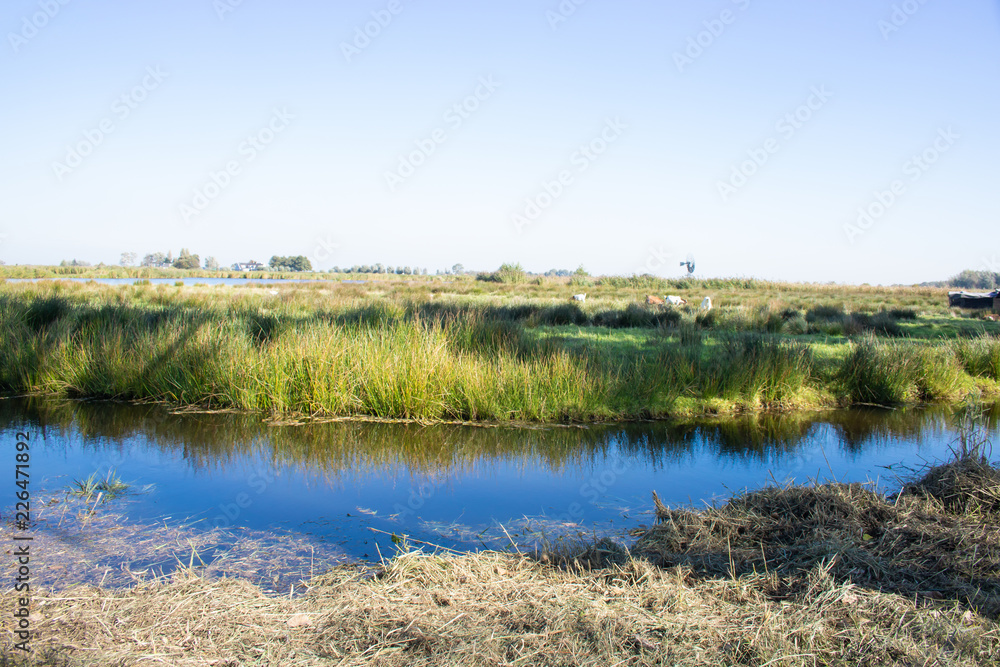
[0,271,997,422]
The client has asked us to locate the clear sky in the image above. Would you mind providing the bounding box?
[2,0,998,283]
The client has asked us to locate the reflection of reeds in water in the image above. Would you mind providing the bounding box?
[4,397,999,481]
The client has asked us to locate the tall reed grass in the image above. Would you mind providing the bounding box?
[954,335,1000,380]
[0,284,993,421]
[839,334,971,404]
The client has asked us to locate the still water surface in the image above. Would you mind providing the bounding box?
[3,398,996,589]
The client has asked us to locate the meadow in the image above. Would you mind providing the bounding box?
[0,270,997,422]
[3,272,1000,666]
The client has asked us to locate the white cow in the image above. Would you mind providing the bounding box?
[572,294,586,302]
[700,297,712,311]
[666,295,687,306]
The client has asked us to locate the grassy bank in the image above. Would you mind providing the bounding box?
[0,280,998,422]
[4,453,998,665]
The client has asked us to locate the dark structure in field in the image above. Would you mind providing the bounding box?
[948,289,1000,309]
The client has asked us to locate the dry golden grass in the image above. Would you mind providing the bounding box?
[4,550,998,667]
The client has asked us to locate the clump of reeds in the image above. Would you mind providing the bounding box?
[903,394,999,517]
[954,334,1000,380]
[0,281,989,421]
[839,334,971,404]
[68,469,131,501]
[476,262,528,284]
[839,333,918,404]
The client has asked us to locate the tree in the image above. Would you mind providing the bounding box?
[270,255,313,272]
[204,256,219,271]
[452,263,464,275]
[173,248,200,270]
[141,252,166,267]
[120,252,137,267]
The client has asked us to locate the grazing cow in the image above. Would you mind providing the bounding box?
[700,297,712,311]
[572,294,586,302]
[646,295,665,305]
[666,295,687,306]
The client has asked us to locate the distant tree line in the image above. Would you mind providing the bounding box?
[78,253,482,276]
[330,264,430,275]
[478,263,589,283]
[133,249,219,270]
[940,270,1000,290]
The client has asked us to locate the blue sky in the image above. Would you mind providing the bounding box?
[2,0,998,283]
